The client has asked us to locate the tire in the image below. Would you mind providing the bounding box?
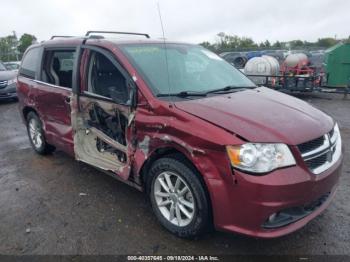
[148,156,210,238]
[26,112,55,155]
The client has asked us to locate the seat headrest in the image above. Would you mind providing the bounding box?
[96,54,115,73]
[53,57,60,71]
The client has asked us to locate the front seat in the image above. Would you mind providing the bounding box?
[94,54,127,99]
[51,57,60,86]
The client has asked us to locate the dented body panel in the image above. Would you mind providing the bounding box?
[71,95,132,179]
[174,87,334,145]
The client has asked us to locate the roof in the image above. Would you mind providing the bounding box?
[36,31,193,46]
[40,37,188,46]
[325,42,350,53]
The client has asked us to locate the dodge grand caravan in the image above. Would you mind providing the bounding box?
[17,31,343,238]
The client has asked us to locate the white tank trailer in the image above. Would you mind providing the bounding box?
[244,55,280,85]
[284,53,308,67]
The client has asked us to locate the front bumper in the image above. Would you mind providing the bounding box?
[208,155,343,238]
[0,83,17,99]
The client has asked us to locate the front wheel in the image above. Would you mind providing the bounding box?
[148,156,210,238]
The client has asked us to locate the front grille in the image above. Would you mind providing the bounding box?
[305,153,328,170]
[0,80,8,89]
[298,126,341,174]
[298,136,324,154]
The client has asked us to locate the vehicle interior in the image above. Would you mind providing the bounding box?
[87,52,128,102]
[42,50,75,88]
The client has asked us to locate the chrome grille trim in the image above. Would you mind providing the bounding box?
[299,124,342,175]
[300,134,329,159]
[0,80,8,88]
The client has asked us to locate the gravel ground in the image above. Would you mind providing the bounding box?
[0,93,349,255]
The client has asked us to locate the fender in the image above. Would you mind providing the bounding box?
[133,131,235,184]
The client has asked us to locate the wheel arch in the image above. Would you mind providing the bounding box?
[22,106,39,122]
[139,145,213,223]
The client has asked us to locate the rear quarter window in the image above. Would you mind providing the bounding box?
[20,47,41,79]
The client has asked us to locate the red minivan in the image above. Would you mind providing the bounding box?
[17,32,343,238]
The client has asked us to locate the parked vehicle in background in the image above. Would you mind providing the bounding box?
[17,32,343,238]
[0,61,18,100]
[4,61,21,72]
[220,52,247,68]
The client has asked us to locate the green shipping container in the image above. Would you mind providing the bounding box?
[325,43,350,87]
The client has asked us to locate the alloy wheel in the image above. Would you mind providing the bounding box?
[28,118,43,149]
[154,171,195,227]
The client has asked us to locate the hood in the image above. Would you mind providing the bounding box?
[0,70,17,81]
[175,87,334,145]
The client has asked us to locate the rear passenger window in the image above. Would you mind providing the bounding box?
[41,49,76,88]
[20,47,41,79]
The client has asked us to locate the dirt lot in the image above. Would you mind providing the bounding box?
[0,93,349,255]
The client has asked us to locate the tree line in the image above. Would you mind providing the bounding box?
[0,32,37,62]
[200,32,350,53]
[1,31,349,61]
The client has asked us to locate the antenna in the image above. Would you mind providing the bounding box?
[157,2,166,41]
[156,2,172,100]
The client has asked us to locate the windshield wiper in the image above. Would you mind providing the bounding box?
[157,91,207,98]
[156,86,256,98]
[205,85,256,94]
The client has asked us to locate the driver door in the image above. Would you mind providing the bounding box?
[72,46,136,180]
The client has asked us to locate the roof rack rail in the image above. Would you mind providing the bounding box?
[85,31,150,39]
[50,35,74,40]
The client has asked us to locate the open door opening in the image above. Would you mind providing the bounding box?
[71,48,135,180]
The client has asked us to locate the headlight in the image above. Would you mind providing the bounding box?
[331,123,341,144]
[226,143,296,174]
[7,78,17,85]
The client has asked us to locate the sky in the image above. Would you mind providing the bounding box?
[1,0,349,44]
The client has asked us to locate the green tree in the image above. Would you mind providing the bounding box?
[289,40,304,48]
[259,42,266,48]
[263,40,271,48]
[199,33,349,54]
[0,34,18,61]
[18,33,37,54]
[239,37,257,49]
[317,37,337,48]
[216,33,241,51]
[214,33,258,52]
[273,41,283,48]
[346,36,350,44]
[199,41,215,51]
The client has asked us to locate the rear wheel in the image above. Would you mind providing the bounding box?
[26,112,55,155]
[148,156,210,238]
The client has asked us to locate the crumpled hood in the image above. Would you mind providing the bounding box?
[0,70,17,81]
[175,87,334,145]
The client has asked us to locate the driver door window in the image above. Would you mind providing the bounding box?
[86,51,129,103]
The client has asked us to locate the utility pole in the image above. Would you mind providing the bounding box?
[12,31,19,61]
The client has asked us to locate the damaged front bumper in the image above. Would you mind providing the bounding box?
[208,155,342,238]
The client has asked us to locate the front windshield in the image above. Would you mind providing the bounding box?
[120,43,255,96]
[5,63,19,70]
[0,63,6,71]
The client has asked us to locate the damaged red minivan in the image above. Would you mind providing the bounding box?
[17,31,343,238]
